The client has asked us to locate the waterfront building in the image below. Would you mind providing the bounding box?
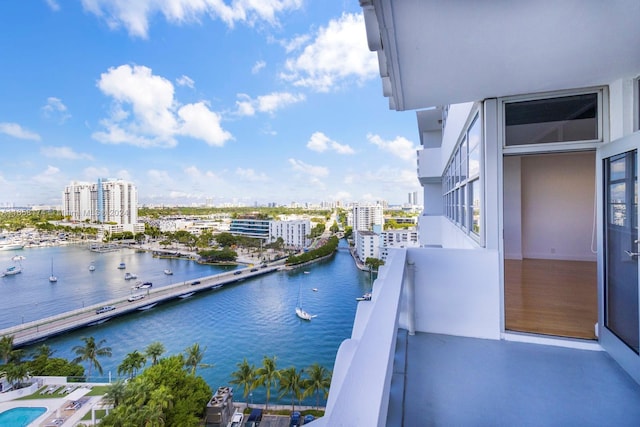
[379,229,418,261]
[355,230,379,264]
[350,203,383,233]
[269,219,310,249]
[63,179,138,225]
[229,217,270,240]
[314,2,640,426]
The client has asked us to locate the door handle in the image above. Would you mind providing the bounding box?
[625,250,639,258]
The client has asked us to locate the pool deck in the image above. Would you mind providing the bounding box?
[0,386,101,427]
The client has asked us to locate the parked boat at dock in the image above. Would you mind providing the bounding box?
[0,243,24,251]
[124,272,137,280]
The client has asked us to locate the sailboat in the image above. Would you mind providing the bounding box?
[49,258,57,283]
[295,280,316,320]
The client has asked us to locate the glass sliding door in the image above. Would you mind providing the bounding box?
[599,132,640,383]
[604,151,639,352]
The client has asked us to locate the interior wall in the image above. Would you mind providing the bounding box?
[503,156,523,259]
[521,151,596,261]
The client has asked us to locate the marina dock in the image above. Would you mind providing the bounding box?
[0,265,281,347]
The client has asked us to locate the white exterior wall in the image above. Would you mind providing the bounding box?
[63,179,139,225]
[352,204,383,232]
[355,231,380,263]
[380,229,419,260]
[269,219,310,248]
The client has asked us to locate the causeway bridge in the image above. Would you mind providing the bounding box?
[0,265,282,347]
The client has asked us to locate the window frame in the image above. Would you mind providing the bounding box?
[501,87,607,155]
[442,108,483,243]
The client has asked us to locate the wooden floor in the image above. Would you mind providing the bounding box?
[505,258,597,339]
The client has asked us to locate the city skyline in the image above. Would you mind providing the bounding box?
[0,1,421,207]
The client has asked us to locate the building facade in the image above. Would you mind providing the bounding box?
[351,203,383,232]
[269,219,310,249]
[379,229,419,261]
[229,218,270,240]
[355,230,380,264]
[63,179,138,225]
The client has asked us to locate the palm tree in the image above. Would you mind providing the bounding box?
[72,336,112,380]
[303,363,332,409]
[254,355,279,411]
[3,361,28,389]
[0,335,15,364]
[145,341,165,366]
[278,366,305,412]
[184,343,210,376]
[32,344,55,359]
[229,358,257,407]
[103,379,128,408]
[118,350,146,379]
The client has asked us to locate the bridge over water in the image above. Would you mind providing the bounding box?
[0,265,281,347]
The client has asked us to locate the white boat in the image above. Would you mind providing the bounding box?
[296,306,316,321]
[117,262,126,269]
[356,292,372,302]
[0,243,24,251]
[312,288,318,292]
[88,264,96,272]
[163,269,173,275]
[295,280,316,320]
[12,255,26,261]
[138,282,153,289]
[49,258,57,283]
[124,272,137,280]
[3,265,22,276]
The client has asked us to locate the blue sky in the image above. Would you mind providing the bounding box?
[0,1,420,207]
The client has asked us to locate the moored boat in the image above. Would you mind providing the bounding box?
[3,265,22,276]
[356,292,372,301]
[163,269,173,275]
[124,272,137,280]
[117,262,126,269]
[296,306,315,320]
[0,243,24,251]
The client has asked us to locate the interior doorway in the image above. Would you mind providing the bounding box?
[503,151,598,339]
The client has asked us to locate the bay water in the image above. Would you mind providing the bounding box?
[0,240,369,405]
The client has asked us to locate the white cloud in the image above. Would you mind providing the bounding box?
[306,132,354,154]
[235,167,268,182]
[93,64,233,148]
[41,146,93,160]
[251,60,266,74]
[42,97,71,123]
[147,169,173,184]
[178,102,232,147]
[367,133,418,162]
[332,190,351,202]
[33,165,61,184]
[176,75,195,88]
[0,122,41,141]
[281,34,310,53]
[184,165,220,180]
[81,0,304,38]
[281,12,378,92]
[235,92,305,116]
[288,158,328,177]
[45,0,60,11]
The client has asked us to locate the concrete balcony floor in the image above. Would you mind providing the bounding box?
[388,331,640,427]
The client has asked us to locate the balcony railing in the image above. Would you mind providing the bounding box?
[310,248,410,427]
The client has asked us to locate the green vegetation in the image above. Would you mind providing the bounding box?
[100,355,212,427]
[308,223,326,239]
[286,236,338,266]
[72,336,112,379]
[229,357,332,412]
[365,257,385,272]
[198,248,238,262]
[139,206,331,219]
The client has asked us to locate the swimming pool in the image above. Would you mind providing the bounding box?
[0,407,47,426]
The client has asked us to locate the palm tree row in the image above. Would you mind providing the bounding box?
[230,355,332,412]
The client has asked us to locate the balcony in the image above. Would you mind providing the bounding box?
[311,247,640,426]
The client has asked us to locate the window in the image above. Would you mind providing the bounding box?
[443,112,482,240]
[504,92,600,147]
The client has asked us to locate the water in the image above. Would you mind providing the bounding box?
[1,241,369,405]
[0,407,46,426]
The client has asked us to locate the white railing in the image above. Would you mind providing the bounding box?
[310,248,409,427]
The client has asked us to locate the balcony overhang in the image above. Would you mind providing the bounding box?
[361,0,640,111]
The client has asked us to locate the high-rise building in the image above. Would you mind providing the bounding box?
[63,179,138,225]
[351,203,384,232]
